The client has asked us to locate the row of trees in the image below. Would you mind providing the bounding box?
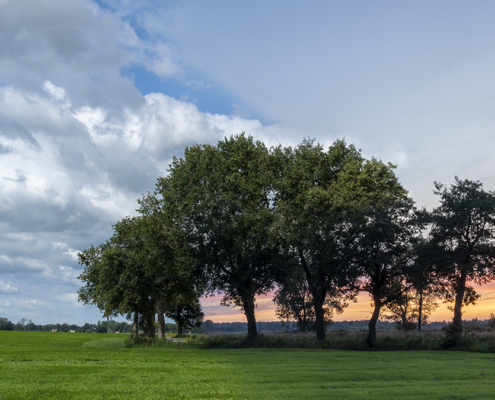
[78,134,495,347]
[0,317,131,333]
[0,317,194,333]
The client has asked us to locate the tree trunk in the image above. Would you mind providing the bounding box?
[241,294,258,339]
[178,321,183,336]
[149,312,155,338]
[314,297,326,341]
[401,312,407,331]
[143,311,155,339]
[452,270,467,338]
[143,313,150,339]
[417,290,423,331]
[367,300,381,348]
[156,300,166,339]
[133,312,139,337]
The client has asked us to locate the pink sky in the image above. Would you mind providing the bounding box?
[201,281,495,323]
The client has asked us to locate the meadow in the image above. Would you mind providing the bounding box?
[1,331,495,399]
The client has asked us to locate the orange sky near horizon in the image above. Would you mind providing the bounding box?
[201,281,495,324]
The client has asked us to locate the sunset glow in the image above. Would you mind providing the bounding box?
[201,281,495,323]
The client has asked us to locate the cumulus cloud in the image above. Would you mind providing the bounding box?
[0,49,279,323]
[0,0,146,109]
[0,0,291,325]
[0,82,278,234]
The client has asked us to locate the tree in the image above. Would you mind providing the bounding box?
[17,318,27,331]
[78,214,198,339]
[408,237,442,330]
[274,271,344,332]
[136,190,203,339]
[201,319,215,332]
[78,240,154,337]
[272,139,365,340]
[273,140,410,341]
[381,284,439,330]
[158,134,280,339]
[488,313,495,329]
[165,296,204,336]
[429,177,495,339]
[0,317,13,331]
[345,163,421,347]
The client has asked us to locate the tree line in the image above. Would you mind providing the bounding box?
[78,134,495,347]
[0,317,130,333]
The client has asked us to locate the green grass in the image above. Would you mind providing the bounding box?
[1,331,495,399]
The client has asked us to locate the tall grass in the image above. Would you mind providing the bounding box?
[126,327,495,352]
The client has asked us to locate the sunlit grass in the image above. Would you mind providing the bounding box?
[1,331,495,399]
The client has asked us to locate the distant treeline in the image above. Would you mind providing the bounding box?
[0,317,132,333]
[2,316,491,333]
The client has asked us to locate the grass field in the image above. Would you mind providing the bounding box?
[1,331,495,399]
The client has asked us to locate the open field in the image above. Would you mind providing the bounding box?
[1,331,495,399]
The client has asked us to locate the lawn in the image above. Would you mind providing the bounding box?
[1,331,495,399]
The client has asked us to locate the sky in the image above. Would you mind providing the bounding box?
[1,0,495,325]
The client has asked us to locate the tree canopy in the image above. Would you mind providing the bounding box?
[77,135,495,347]
[428,177,495,339]
[155,134,281,339]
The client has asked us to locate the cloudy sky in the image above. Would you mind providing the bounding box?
[1,0,495,325]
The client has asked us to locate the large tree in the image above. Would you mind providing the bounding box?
[344,161,420,347]
[272,139,363,340]
[429,177,495,339]
[273,139,409,341]
[157,134,281,339]
[78,215,198,339]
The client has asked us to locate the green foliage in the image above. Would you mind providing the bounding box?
[158,134,281,337]
[429,177,495,334]
[165,296,204,335]
[340,157,422,346]
[272,139,370,339]
[0,316,13,331]
[78,212,199,337]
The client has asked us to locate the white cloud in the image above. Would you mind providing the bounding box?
[43,81,66,101]
[0,81,278,284]
[17,300,45,309]
[147,42,183,78]
[0,255,45,274]
[0,300,11,307]
[0,281,18,294]
[0,0,288,325]
[42,265,79,285]
[57,293,85,309]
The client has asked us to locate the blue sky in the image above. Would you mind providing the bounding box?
[1,0,495,325]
